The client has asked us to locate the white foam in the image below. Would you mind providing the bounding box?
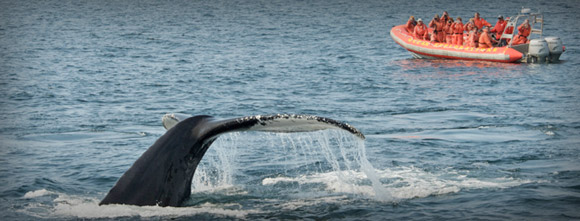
[21,190,257,219]
[23,189,54,198]
[262,171,377,197]
[262,164,534,202]
[375,166,534,200]
[274,195,351,211]
[54,201,254,219]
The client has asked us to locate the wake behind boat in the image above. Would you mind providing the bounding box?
[390,8,565,63]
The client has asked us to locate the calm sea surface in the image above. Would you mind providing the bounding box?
[1,0,579,220]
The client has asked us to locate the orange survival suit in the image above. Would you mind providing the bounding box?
[406,16,417,33]
[452,20,464,45]
[414,21,428,40]
[429,17,444,42]
[512,22,531,45]
[478,28,494,48]
[474,18,491,29]
[490,18,507,39]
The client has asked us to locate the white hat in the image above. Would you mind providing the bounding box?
[417,18,422,22]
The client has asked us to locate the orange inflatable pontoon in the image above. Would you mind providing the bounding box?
[390,25,523,63]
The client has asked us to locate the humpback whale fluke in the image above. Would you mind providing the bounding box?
[100,114,365,207]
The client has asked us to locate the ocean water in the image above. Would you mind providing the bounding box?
[1,0,579,220]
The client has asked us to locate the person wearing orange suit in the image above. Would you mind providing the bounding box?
[504,17,514,35]
[473,12,492,29]
[429,14,444,42]
[413,18,428,40]
[502,17,514,45]
[406,16,417,33]
[478,27,495,48]
[441,11,450,25]
[464,18,475,32]
[512,19,531,45]
[490,15,507,39]
[466,26,478,48]
[444,19,454,44]
[453,17,464,45]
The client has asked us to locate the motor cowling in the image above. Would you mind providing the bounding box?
[544,36,563,62]
[527,39,549,63]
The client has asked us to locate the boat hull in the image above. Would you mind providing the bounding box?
[390,25,523,63]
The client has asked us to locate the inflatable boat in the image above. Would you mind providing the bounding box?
[390,9,564,63]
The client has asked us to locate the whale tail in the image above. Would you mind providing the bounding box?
[100,114,364,207]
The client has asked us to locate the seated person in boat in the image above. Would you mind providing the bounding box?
[413,18,428,40]
[512,19,531,45]
[478,27,496,48]
[406,16,417,33]
[464,18,476,33]
[466,26,479,48]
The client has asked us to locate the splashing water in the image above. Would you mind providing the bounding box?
[191,130,535,204]
[192,130,392,201]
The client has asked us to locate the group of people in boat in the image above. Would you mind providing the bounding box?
[406,12,532,48]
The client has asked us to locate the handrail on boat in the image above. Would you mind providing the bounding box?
[505,8,544,48]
